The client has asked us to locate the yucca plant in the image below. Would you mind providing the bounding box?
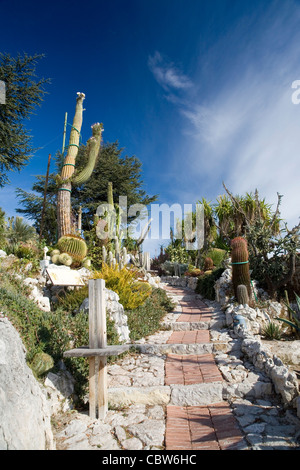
[276,292,300,338]
[262,321,282,340]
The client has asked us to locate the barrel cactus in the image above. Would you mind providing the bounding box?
[30,352,54,377]
[204,257,214,271]
[51,253,60,264]
[57,234,88,266]
[58,252,73,266]
[231,237,251,301]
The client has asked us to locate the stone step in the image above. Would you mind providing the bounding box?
[134,342,230,355]
[163,321,210,330]
[163,317,226,331]
[107,380,274,408]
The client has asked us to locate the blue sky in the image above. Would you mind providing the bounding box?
[1,0,300,256]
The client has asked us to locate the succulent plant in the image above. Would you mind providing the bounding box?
[58,252,73,266]
[57,234,87,266]
[204,257,214,271]
[51,254,60,264]
[236,284,249,305]
[30,352,54,377]
[57,92,103,238]
[231,237,251,301]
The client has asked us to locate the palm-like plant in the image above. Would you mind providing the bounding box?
[198,197,217,250]
[6,216,36,245]
[214,195,234,242]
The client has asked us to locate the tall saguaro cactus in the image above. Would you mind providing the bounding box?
[57,92,103,239]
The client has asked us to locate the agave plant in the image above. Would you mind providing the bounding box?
[276,292,300,337]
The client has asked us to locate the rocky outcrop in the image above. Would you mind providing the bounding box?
[0,316,54,450]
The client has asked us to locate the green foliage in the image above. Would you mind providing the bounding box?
[262,321,282,340]
[94,263,152,310]
[276,292,300,337]
[195,268,225,300]
[204,248,227,268]
[5,216,37,245]
[126,287,175,341]
[164,243,190,263]
[16,182,58,245]
[83,220,104,270]
[161,260,189,276]
[247,219,300,297]
[0,53,49,187]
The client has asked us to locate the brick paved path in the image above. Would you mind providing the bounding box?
[163,285,247,450]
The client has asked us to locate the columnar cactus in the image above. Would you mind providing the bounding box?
[231,237,251,300]
[236,284,249,305]
[57,92,103,239]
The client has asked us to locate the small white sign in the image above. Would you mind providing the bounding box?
[46,268,85,286]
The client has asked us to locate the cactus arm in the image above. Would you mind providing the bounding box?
[72,123,103,185]
[61,92,85,181]
[57,92,85,238]
[107,181,114,206]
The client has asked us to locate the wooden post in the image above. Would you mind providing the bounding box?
[63,277,130,420]
[89,278,108,419]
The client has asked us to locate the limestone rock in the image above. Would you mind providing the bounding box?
[0,317,54,450]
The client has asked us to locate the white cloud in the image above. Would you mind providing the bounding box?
[148,51,193,92]
[149,1,300,229]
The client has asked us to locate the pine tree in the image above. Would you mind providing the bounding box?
[0,53,49,186]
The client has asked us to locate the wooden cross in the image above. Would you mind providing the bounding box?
[64,279,130,419]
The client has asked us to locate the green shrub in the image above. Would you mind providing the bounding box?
[0,270,175,405]
[195,267,225,300]
[126,287,175,341]
[93,263,152,310]
[205,248,228,268]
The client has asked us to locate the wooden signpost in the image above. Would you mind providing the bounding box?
[64,279,129,419]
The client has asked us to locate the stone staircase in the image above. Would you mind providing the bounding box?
[107,284,248,450]
[54,283,300,450]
